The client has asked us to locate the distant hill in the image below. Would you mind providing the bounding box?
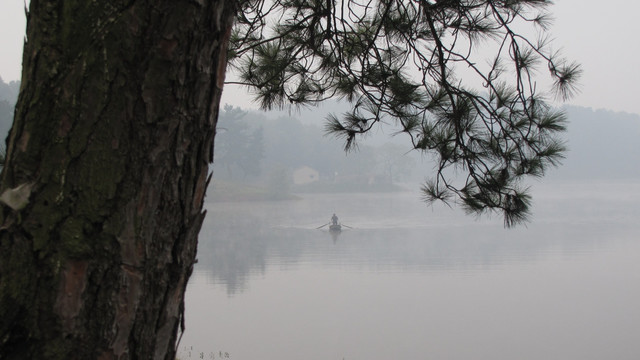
[0,76,638,182]
[263,102,640,181]
[549,106,640,180]
[267,102,640,181]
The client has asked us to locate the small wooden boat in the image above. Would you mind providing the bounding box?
[329,224,342,232]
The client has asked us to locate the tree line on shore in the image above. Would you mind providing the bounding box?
[2,78,639,186]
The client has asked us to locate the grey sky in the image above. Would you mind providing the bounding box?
[1,1,639,115]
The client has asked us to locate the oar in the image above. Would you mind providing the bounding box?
[342,224,354,229]
[316,223,330,229]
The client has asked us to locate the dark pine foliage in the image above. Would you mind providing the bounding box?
[229,0,581,226]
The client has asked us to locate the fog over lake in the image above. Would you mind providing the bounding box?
[177,181,640,360]
[3,76,639,358]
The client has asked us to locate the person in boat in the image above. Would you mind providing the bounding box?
[331,213,339,225]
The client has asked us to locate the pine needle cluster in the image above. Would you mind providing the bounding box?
[229,0,581,226]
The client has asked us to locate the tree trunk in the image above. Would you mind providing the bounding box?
[0,1,235,359]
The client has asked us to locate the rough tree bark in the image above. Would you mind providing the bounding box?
[0,1,235,359]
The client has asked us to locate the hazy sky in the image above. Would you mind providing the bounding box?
[1,1,639,115]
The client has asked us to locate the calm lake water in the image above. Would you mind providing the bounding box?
[177,181,640,360]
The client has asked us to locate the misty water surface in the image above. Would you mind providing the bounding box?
[178,181,640,360]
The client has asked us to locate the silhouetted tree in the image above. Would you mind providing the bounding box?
[0,100,13,140]
[0,78,19,144]
[215,105,264,179]
[0,77,20,104]
[375,143,416,183]
[0,0,578,359]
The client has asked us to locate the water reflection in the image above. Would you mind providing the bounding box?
[182,183,640,360]
[195,186,637,295]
